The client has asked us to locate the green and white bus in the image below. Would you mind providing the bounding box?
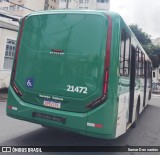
[7,10,152,139]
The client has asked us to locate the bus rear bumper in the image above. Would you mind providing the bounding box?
[6,87,115,139]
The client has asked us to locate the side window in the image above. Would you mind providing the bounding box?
[153,72,155,78]
[141,52,145,77]
[148,62,152,88]
[120,31,125,75]
[136,48,140,76]
[136,48,145,77]
[148,62,152,78]
[120,30,131,76]
[139,51,143,77]
[3,39,16,70]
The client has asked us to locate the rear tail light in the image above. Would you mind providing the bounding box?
[8,106,12,109]
[12,83,23,96]
[103,71,109,94]
[86,16,112,108]
[11,17,26,96]
[95,124,103,128]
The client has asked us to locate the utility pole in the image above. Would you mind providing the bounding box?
[66,0,69,9]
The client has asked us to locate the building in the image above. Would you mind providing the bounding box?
[46,0,59,10]
[0,0,59,16]
[152,67,160,83]
[152,66,160,93]
[0,10,19,88]
[59,0,110,10]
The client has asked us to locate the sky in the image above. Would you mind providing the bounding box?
[110,0,160,39]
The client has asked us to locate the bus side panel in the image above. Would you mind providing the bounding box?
[86,98,118,139]
[110,17,130,138]
[115,92,129,138]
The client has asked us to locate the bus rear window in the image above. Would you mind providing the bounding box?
[23,14,106,54]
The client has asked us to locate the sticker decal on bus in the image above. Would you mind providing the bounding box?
[26,78,34,88]
[67,85,88,94]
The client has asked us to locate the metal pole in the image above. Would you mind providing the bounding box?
[66,0,69,9]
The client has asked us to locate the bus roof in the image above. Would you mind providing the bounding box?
[26,10,120,19]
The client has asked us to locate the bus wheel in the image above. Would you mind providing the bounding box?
[132,101,140,128]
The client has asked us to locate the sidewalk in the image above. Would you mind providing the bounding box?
[0,93,7,102]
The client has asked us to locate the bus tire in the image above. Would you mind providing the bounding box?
[132,99,140,128]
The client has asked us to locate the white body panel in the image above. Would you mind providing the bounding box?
[115,85,149,138]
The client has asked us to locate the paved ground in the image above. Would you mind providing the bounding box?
[0,94,160,155]
[0,87,7,102]
[0,93,7,102]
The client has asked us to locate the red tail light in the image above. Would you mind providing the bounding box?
[103,71,109,94]
[11,17,26,96]
[86,16,112,108]
[95,124,103,128]
[12,83,23,96]
[8,106,12,109]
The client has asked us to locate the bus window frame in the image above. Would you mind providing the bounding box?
[120,29,131,77]
[136,47,145,78]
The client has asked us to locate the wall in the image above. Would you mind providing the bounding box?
[152,67,160,83]
[0,26,18,88]
[59,0,110,10]
[23,0,45,15]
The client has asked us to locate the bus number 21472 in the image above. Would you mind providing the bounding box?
[67,85,88,94]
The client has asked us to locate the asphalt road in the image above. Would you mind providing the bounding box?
[0,94,160,155]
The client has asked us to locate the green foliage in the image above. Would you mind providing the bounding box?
[129,25,151,45]
[145,44,160,68]
[129,24,160,69]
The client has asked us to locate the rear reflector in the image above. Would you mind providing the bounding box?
[87,122,103,128]
[8,106,17,111]
[12,83,23,96]
[8,106,12,109]
[95,124,103,128]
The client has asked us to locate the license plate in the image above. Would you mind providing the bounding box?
[32,112,66,123]
[44,100,61,109]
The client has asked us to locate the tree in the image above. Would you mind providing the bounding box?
[129,24,160,69]
[146,45,160,68]
[129,25,151,45]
